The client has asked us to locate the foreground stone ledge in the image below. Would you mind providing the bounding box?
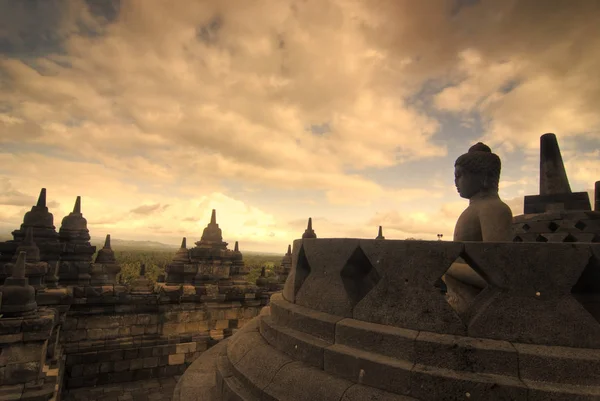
[207,297,600,400]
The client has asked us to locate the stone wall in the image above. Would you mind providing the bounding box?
[60,299,264,388]
[0,308,62,401]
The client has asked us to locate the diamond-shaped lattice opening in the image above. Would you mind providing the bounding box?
[293,246,311,296]
[340,246,380,305]
[536,235,548,242]
[442,253,489,321]
[513,235,524,242]
[564,234,578,243]
[522,223,531,232]
[575,220,587,231]
[548,222,559,232]
[571,257,600,323]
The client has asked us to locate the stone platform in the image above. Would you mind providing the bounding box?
[64,377,179,401]
[176,238,600,401]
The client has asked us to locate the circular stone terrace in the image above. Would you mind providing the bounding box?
[175,238,600,401]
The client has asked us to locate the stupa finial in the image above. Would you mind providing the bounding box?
[104,234,111,248]
[286,244,291,255]
[73,196,81,213]
[36,188,47,207]
[210,209,217,225]
[181,237,187,249]
[234,241,239,252]
[376,226,385,240]
[540,133,572,195]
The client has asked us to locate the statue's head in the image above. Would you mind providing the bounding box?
[454,142,501,199]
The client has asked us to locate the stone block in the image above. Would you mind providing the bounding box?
[168,354,185,365]
[82,363,99,376]
[123,349,138,360]
[69,364,83,378]
[335,318,417,362]
[144,325,158,335]
[226,331,265,366]
[113,360,130,372]
[176,343,197,354]
[87,329,104,341]
[410,363,527,401]
[0,344,43,366]
[131,325,145,336]
[130,358,144,370]
[110,350,124,361]
[354,240,466,335]
[99,362,112,373]
[0,383,24,400]
[324,344,412,395]
[515,343,600,386]
[414,331,518,377]
[215,320,230,330]
[233,342,293,398]
[139,347,153,358]
[259,315,328,369]
[263,360,353,401]
[270,294,342,343]
[341,384,415,401]
[524,379,600,400]
[294,239,361,317]
[464,242,600,348]
[143,357,158,369]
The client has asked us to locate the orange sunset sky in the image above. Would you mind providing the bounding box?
[1,0,599,252]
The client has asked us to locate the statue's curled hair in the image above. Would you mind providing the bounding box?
[454,142,501,191]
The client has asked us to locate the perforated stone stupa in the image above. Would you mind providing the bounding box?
[513,133,600,243]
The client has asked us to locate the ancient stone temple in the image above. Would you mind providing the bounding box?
[513,133,600,243]
[0,191,269,400]
[175,144,600,401]
[58,196,97,285]
[0,189,63,284]
[3,227,49,290]
[0,251,63,400]
[273,245,292,289]
[165,210,255,300]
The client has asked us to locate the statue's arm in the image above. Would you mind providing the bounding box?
[479,202,514,242]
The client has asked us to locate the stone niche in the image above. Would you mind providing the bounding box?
[176,238,600,401]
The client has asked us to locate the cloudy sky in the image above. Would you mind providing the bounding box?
[1,0,599,253]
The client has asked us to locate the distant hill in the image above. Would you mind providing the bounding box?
[90,238,179,250]
[0,233,282,255]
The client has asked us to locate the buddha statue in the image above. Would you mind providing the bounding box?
[443,142,513,314]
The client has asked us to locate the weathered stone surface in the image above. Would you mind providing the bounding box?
[524,380,600,401]
[341,384,416,401]
[324,344,412,395]
[270,293,341,343]
[260,315,328,368]
[464,242,600,348]
[410,364,528,401]
[294,239,361,317]
[232,341,292,399]
[514,342,600,386]
[414,331,518,377]
[335,318,417,362]
[354,240,466,335]
[263,361,352,401]
[282,240,303,303]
